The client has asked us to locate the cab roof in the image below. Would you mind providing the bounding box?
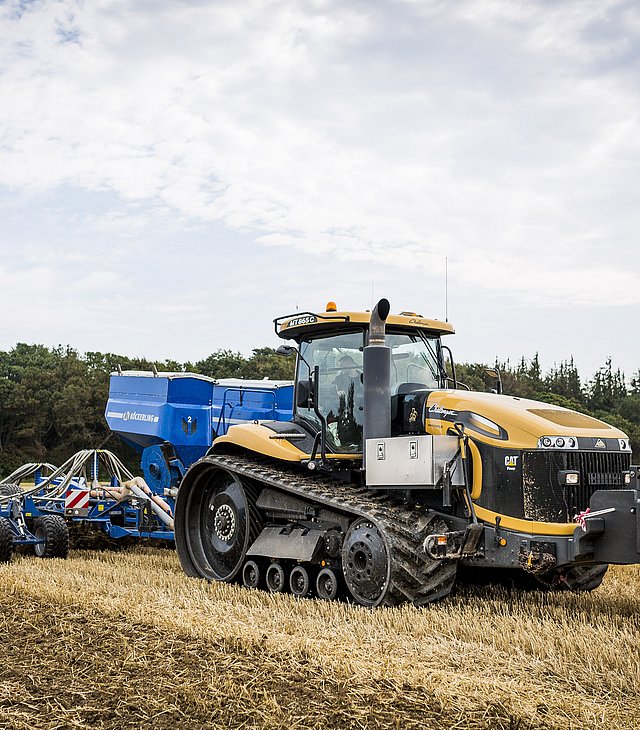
[275,308,455,340]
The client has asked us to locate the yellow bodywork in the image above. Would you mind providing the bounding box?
[422,390,628,535]
[278,310,455,338]
[472,505,574,536]
[422,390,627,449]
[213,423,357,462]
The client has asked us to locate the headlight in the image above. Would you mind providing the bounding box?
[559,470,580,486]
[538,436,579,450]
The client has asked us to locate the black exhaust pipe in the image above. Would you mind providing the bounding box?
[363,298,391,462]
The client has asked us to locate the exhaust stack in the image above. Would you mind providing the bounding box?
[363,298,391,459]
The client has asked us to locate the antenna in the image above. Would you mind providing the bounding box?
[445,257,448,322]
[371,280,374,308]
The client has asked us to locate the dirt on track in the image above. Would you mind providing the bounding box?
[1,549,639,730]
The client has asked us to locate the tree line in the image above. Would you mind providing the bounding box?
[0,344,638,474]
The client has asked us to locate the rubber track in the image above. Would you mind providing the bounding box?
[539,563,609,592]
[208,453,457,607]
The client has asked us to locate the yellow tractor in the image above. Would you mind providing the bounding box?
[174,299,639,605]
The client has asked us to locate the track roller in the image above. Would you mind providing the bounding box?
[289,565,312,597]
[242,560,261,589]
[265,562,286,592]
[316,567,339,600]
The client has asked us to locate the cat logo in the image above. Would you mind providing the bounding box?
[504,455,519,471]
[595,439,606,449]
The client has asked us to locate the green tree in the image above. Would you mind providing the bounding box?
[196,350,246,379]
[587,357,626,411]
[242,347,295,381]
[545,358,584,403]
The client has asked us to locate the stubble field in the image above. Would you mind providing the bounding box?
[0,548,639,730]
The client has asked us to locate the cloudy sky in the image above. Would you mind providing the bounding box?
[1,0,638,378]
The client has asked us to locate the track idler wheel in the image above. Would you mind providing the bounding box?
[289,565,312,597]
[265,562,286,593]
[33,515,69,559]
[316,568,339,600]
[342,518,390,607]
[0,518,13,563]
[174,459,261,582]
[242,560,261,589]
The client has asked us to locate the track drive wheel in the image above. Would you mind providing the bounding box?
[342,519,390,607]
[0,518,13,563]
[33,515,69,558]
[174,459,261,582]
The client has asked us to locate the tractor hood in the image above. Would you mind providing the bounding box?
[420,389,630,451]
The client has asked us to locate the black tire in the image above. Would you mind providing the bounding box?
[174,459,261,582]
[0,518,13,563]
[316,568,339,600]
[242,560,261,589]
[290,565,312,597]
[33,515,69,558]
[537,563,609,592]
[265,562,286,593]
[0,484,22,497]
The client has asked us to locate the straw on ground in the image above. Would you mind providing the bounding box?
[1,549,639,729]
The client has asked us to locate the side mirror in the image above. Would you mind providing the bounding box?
[485,368,503,395]
[296,380,314,408]
[276,345,297,357]
[441,344,457,389]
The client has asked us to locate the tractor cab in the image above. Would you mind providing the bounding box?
[275,303,455,454]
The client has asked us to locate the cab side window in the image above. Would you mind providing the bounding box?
[297,331,364,452]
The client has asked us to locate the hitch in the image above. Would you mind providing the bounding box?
[519,544,556,574]
[572,489,640,563]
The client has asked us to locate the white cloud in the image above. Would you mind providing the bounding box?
[0,0,639,373]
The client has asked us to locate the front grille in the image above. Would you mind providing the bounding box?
[522,450,631,522]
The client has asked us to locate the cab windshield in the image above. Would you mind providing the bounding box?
[296,329,443,453]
